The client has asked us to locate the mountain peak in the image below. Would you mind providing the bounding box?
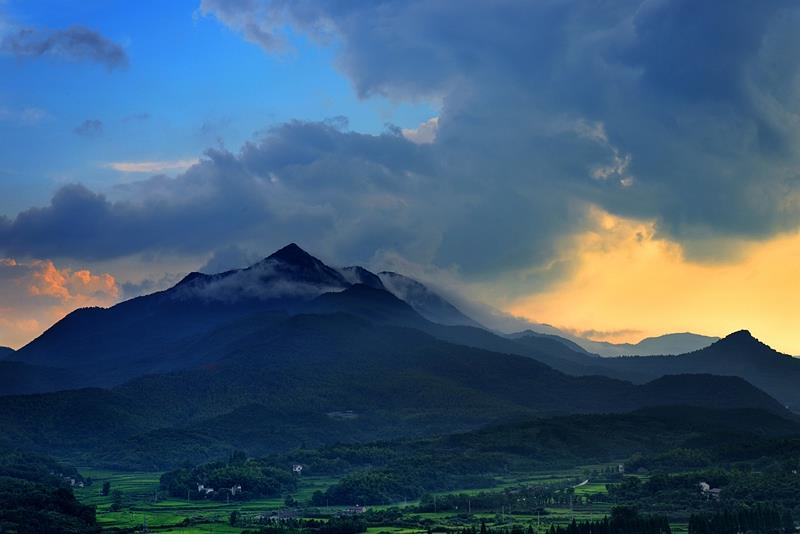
[267,243,314,264]
[703,329,782,361]
[718,329,758,345]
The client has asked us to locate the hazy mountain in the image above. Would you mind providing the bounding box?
[598,330,800,410]
[378,271,483,328]
[578,332,720,357]
[0,346,14,360]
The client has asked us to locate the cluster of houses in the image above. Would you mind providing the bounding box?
[196,483,243,497]
[698,481,721,500]
[61,475,85,488]
[339,505,367,515]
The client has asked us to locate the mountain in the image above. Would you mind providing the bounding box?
[579,332,720,357]
[0,346,14,359]
[7,243,355,386]
[3,244,617,391]
[0,312,788,469]
[598,330,800,410]
[377,271,483,328]
[1,244,788,409]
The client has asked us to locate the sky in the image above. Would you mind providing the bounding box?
[1,0,800,354]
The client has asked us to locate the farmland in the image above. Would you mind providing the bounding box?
[74,465,636,533]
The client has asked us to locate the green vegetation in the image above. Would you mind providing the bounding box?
[241,517,367,534]
[0,449,98,533]
[688,505,794,533]
[161,451,297,500]
[545,507,671,533]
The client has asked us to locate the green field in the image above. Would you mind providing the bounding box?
[75,469,341,533]
[73,465,652,533]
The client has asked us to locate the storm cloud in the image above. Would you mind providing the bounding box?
[3,0,800,292]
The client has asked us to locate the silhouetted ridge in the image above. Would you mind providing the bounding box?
[714,329,759,346]
[703,330,777,360]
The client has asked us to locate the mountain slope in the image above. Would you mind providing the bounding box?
[508,330,591,355]
[0,362,83,395]
[600,330,800,409]
[378,271,483,328]
[296,283,633,379]
[0,346,14,360]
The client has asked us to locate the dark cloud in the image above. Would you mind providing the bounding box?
[0,124,430,266]
[73,119,103,137]
[202,0,800,260]
[1,25,128,70]
[4,1,800,292]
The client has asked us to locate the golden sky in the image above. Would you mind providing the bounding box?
[507,207,800,355]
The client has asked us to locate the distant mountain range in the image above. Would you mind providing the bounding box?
[0,243,797,467]
[571,332,721,357]
[0,346,14,359]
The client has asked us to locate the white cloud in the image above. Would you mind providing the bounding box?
[402,117,439,144]
[105,159,200,173]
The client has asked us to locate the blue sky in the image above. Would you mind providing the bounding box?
[0,0,436,214]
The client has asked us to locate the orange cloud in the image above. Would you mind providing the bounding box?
[507,207,800,355]
[0,259,120,349]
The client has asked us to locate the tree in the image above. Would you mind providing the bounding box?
[110,490,124,512]
[101,481,110,496]
[229,510,241,526]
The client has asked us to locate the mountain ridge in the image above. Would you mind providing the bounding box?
[598,329,800,409]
